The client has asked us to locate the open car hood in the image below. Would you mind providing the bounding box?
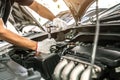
[63,0,95,23]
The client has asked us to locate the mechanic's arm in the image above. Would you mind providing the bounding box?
[15,0,55,21]
[0,18,37,50]
[15,0,67,30]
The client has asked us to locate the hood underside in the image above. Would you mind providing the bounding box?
[63,0,95,22]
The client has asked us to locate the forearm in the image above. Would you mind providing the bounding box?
[0,28,37,50]
[29,1,55,21]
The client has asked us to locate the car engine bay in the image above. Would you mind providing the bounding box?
[8,23,120,80]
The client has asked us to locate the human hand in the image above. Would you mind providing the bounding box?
[53,18,68,31]
[35,38,56,56]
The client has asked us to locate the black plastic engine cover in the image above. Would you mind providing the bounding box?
[70,45,120,67]
[34,54,60,79]
[9,49,60,80]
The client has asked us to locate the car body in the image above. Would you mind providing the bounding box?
[0,0,120,80]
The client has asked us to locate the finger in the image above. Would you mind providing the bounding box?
[35,52,41,56]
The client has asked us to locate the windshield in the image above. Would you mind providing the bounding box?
[81,0,120,24]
